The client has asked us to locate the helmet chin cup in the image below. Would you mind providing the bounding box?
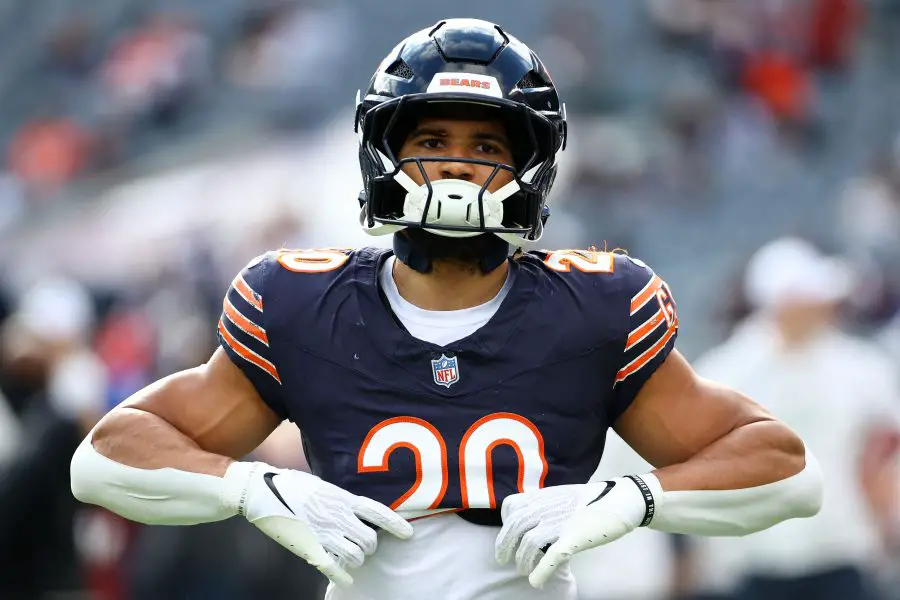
[395,173,520,239]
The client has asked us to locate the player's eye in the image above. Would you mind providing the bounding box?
[418,138,445,150]
[475,143,502,155]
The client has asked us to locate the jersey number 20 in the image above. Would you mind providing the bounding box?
[357,412,548,511]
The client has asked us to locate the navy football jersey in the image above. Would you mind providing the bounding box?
[217,247,678,513]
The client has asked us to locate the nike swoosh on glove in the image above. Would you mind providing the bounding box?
[222,462,413,587]
[495,475,659,589]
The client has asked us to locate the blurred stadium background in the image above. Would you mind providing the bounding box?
[0,0,899,599]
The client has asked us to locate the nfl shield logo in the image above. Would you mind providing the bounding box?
[431,354,460,388]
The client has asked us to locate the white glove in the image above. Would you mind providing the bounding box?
[495,475,660,589]
[223,462,413,587]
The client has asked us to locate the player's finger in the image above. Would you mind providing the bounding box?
[352,496,414,539]
[343,520,378,556]
[328,535,366,569]
[495,511,537,564]
[528,543,572,589]
[515,528,553,577]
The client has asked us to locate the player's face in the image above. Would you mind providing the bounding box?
[397,117,515,191]
[774,300,838,345]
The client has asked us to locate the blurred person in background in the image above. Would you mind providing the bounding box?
[837,135,900,377]
[687,237,900,600]
[807,0,863,73]
[0,277,108,599]
[98,10,212,131]
[42,17,102,105]
[224,0,358,129]
[7,108,95,198]
[531,2,616,113]
[561,116,650,250]
[653,69,723,204]
[647,0,827,155]
[225,0,354,91]
[838,138,900,267]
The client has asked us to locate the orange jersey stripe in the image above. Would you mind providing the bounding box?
[233,274,263,312]
[626,308,665,350]
[630,275,662,314]
[218,319,281,384]
[616,326,676,384]
[223,297,269,346]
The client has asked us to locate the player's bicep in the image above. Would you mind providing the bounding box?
[613,350,774,468]
[123,348,281,459]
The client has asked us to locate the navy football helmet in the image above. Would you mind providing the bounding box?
[355,18,567,257]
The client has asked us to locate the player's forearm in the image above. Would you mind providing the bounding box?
[91,407,233,476]
[643,421,823,536]
[71,408,243,526]
[654,419,806,492]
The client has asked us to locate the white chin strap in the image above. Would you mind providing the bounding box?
[360,169,526,243]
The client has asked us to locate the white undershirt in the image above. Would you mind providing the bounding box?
[378,256,513,346]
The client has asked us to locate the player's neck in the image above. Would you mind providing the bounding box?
[392,258,509,311]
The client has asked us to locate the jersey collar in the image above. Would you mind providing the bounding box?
[354,248,538,364]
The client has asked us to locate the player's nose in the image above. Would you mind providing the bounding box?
[438,159,475,182]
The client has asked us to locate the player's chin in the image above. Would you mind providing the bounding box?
[403,229,495,273]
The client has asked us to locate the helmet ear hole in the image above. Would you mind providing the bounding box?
[384,59,415,80]
[514,70,549,90]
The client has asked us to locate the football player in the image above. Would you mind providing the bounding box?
[71,19,823,600]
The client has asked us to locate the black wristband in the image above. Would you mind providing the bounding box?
[624,474,656,527]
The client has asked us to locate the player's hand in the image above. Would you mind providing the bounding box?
[495,476,656,589]
[224,462,413,587]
